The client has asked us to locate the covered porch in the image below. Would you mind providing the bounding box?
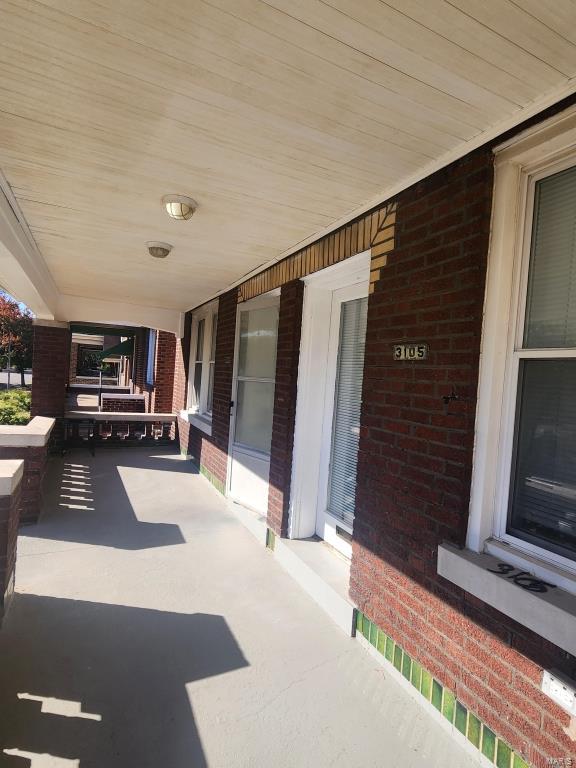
[0,447,476,767]
[1,2,576,766]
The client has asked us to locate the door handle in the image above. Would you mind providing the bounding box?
[229,400,234,412]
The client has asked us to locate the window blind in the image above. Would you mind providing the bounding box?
[327,297,368,527]
[525,166,576,348]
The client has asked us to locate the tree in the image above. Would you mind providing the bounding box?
[0,293,33,387]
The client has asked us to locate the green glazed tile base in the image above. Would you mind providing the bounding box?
[354,611,530,768]
[199,464,225,495]
[442,689,455,724]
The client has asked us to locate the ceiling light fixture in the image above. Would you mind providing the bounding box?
[162,194,198,220]
[147,241,173,259]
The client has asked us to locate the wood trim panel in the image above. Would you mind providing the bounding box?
[238,201,397,302]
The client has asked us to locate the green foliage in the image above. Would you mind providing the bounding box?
[0,388,31,425]
[0,292,33,379]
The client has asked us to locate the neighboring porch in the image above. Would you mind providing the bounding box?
[0,447,478,768]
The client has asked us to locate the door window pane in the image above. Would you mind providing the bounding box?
[235,381,275,453]
[508,359,576,559]
[238,307,278,378]
[524,166,576,348]
[327,297,368,527]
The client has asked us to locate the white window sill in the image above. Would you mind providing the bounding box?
[179,410,212,436]
[437,543,576,657]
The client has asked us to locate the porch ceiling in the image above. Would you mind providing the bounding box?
[1,0,576,315]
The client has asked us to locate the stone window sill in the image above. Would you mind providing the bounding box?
[437,542,576,657]
[179,410,212,436]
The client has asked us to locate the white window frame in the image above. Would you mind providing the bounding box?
[467,106,576,596]
[182,299,218,436]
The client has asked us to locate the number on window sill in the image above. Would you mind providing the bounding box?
[487,562,556,593]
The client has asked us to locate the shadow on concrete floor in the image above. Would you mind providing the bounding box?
[20,450,196,551]
[0,593,248,767]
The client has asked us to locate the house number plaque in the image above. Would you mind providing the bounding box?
[393,343,429,361]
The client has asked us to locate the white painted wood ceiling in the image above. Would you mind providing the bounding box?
[1,0,576,312]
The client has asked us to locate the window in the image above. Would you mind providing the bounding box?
[207,313,217,413]
[192,318,205,408]
[146,329,156,386]
[466,109,576,595]
[506,167,576,562]
[186,301,218,426]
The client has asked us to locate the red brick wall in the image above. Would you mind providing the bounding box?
[0,477,22,625]
[349,150,575,767]
[101,397,146,413]
[175,289,237,488]
[267,280,304,536]
[69,342,78,384]
[151,331,176,413]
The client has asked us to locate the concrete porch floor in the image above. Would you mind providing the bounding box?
[0,448,479,768]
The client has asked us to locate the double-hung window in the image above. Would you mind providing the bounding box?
[503,165,576,564]
[186,300,218,433]
[461,113,576,605]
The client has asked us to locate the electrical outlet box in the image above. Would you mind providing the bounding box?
[542,670,576,716]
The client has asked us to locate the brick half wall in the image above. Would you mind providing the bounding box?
[0,462,23,627]
[0,446,49,525]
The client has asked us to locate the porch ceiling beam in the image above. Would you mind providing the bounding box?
[57,294,184,337]
[0,174,59,319]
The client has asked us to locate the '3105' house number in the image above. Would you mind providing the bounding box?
[393,343,429,361]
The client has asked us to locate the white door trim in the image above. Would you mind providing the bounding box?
[289,250,371,547]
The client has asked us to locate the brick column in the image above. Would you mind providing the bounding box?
[0,459,23,627]
[152,331,176,413]
[267,279,304,536]
[208,288,238,488]
[31,321,71,423]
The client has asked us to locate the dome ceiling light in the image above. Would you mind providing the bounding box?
[147,241,173,259]
[162,194,198,220]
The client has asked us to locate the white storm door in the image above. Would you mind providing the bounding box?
[316,285,368,556]
[228,295,279,513]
